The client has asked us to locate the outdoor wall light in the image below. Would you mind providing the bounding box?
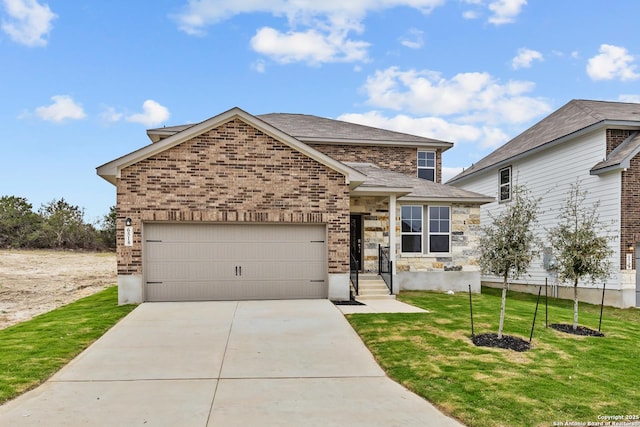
[125,218,132,227]
[628,243,634,252]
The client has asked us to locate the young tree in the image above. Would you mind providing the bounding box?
[479,186,541,339]
[548,182,612,330]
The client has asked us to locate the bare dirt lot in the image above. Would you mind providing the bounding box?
[0,250,116,329]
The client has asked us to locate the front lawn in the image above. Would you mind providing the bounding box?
[347,287,640,427]
[0,286,135,404]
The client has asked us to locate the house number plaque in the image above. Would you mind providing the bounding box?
[124,226,133,247]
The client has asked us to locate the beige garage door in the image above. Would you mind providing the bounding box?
[144,223,327,301]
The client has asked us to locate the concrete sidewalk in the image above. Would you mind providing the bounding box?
[0,300,464,426]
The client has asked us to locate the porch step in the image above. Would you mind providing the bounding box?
[355,275,395,300]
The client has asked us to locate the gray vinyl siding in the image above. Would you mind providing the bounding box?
[144,223,327,301]
[455,128,622,289]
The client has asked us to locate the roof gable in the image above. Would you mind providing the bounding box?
[449,99,640,183]
[97,107,366,186]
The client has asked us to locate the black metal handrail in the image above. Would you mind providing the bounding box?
[350,253,359,296]
[378,245,393,293]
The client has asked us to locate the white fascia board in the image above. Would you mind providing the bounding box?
[350,186,413,197]
[399,195,494,204]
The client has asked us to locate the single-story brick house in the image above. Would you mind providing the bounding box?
[97,107,492,304]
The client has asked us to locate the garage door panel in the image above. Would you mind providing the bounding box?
[144,223,327,301]
[146,261,236,281]
[146,280,325,302]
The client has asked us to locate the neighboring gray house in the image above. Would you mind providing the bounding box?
[449,99,640,308]
[97,107,492,304]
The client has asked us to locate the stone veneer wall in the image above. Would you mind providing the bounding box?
[395,204,481,271]
[310,144,444,183]
[350,196,390,273]
[349,198,482,274]
[116,118,350,279]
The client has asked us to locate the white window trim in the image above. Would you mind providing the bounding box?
[400,205,423,255]
[417,150,436,182]
[499,166,512,203]
[427,205,451,255]
[400,204,451,256]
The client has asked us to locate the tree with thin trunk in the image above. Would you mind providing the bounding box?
[548,182,612,330]
[479,185,540,339]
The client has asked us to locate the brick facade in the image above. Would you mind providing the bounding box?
[116,118,350,276]
[309,144,444,183]
[608,129,638,270]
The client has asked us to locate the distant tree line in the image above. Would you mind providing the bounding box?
[0,196,115,250]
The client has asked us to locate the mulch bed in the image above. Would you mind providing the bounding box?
[550,323,604,337]
[332,299,366,306]
[472,333,531,352]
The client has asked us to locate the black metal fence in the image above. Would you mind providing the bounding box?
[378,245,393,293]
[350,253,359,296]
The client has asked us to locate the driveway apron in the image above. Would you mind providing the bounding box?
[0,300,464,427]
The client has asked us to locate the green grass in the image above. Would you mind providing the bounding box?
[347,287,640,427]
[0,286,135,404]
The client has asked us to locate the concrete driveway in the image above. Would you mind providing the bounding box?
[0,300,464,426]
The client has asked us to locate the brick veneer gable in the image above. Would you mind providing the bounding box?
[116,118,349,276]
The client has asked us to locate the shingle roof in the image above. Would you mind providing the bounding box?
[448,99,640,183]
[257,113,452,147]
[347,162,493,203]
[148,112,453,148]
[591,131,640,173]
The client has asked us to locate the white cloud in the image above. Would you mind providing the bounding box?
[250,26,369,64]
[1,0,56,47]
[252,59,266,73]
[33,95,86,122]
[487,0,527,25]
[461,0,526,24]
[100,106,124,123]
[360,66,551,125]
[512,48,543,69]
[462,9,479,20]
[399,28,424,49]
[173,0,445,64]
[334,66,551,156]
[126,100,170,127]
[587,44,640,81]
[338,111,509,148]
[618,94,640,103]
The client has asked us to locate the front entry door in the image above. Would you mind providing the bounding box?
[350,215,362,270]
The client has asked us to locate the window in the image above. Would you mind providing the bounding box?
[417,151,436,181]
[428,206,450,253]
[401,205,451,254]
[401,206,422,253]
[499,166,511,202]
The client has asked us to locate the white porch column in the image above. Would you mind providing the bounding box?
[389,195,397,292]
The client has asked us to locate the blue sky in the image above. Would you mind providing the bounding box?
[1,0,639,222]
